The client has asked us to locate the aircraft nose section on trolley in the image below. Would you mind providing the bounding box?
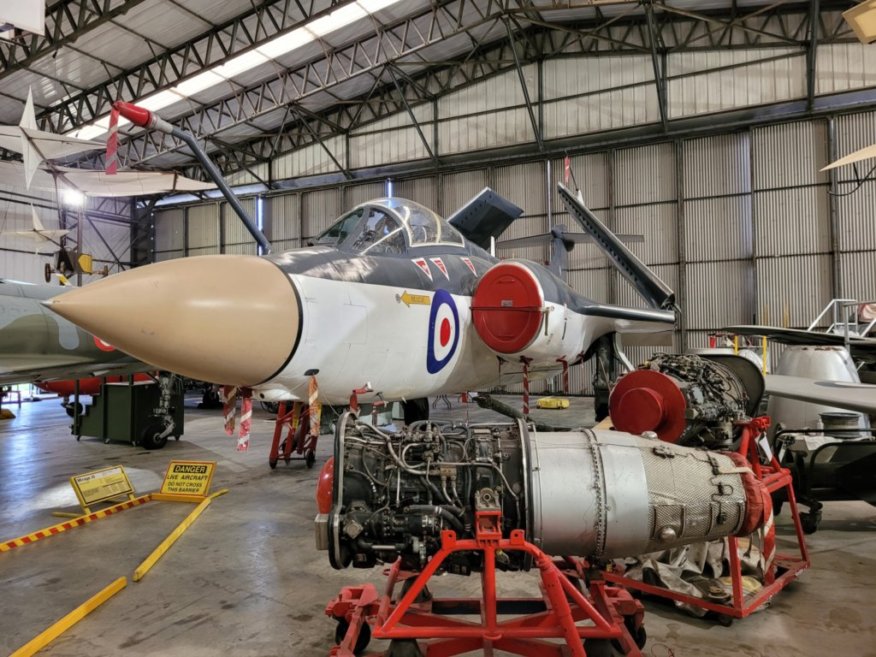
[46,255,300,387]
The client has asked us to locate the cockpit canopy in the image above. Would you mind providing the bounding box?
[315,198,464,255]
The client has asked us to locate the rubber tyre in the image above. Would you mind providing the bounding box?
[584,639,614,657]
[141,422,168,450]
[305,450,316,469]
[801,512,820,535]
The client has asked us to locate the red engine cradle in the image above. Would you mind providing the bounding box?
[325,510,646,657]
[603,416,811,621]
[268,401,317,469]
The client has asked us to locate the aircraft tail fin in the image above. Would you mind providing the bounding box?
[31,206,45,232]
[558,182,675,311]
[447,187,523,250]
[20,89,41,190]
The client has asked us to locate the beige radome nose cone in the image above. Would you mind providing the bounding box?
[47,255,300,387]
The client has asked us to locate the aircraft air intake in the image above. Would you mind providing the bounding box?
[45,255,301,387]
[471,260,584,362]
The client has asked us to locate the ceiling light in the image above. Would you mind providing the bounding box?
[844,0,876,43]
[61,188,86,206]
[173,70,224,96]
[257,29,313,59]
[212,49,270,79]
[309,3,367,36]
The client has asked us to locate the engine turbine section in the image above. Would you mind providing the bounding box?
[316,415,767,572]
[610,353,765,447]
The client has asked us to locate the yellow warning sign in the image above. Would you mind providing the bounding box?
[160,461,215,497]
[398,291,430,307]
[70,466,135,509]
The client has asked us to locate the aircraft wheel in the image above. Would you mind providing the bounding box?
[141,422,168,450]
[334,618,370,653]
[65,402,84,418]
[801,511,821,535]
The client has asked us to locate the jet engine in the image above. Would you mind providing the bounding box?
[315,415,767,572]
[610,353,765,448]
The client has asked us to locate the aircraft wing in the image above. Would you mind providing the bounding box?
[0,161,214,197]
[448,187,523,249]
[765,374,876,416]
[724,325,876,363]
[822,142,876,171]
[0,126,103,160]
[0,355,146,385]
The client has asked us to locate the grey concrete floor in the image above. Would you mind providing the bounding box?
[0,395,874,657]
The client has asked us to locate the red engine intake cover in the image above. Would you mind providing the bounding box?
[609,369,687,442]
[471,262,544,354]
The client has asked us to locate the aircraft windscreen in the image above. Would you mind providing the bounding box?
[371,198,464,247]
[315,208,364,247]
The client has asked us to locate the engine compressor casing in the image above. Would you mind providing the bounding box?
[316,414,766,572]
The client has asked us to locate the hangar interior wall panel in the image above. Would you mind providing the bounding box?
[438,68,528,119]
[495,162,548,264]
[350,104,433,169]
[154,249,184,262]
[273,135,346,180]
[683,133,751,199]
[223,198,258,253]
[154,208,184,254]
[615,143,676,205]
[344,182,386,209]
[268,193,301,251]
[685,260,754,330]
[752,121,828,190]
[835,180,876,252]
[815,43,876,95]
[685,196,752,262]
[439,108,532,155]
[614,204,678,266]
[0,250,48,284]
[187,203,220,249]
[394,177,438,212]
[302,188,342,240]
[756,254,833,327]
[668,48,806,119]
[615,264,679,309]
[549,152,610,210]
[440,170,488,218]
[838,252,876,301]
[753,188,830,257]
[80,220,132,272]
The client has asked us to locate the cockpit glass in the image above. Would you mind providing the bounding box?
[317,198,464,254]
[315,209,363,247]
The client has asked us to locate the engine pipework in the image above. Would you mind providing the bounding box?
[610,353,765,447]
[315,414,768,572]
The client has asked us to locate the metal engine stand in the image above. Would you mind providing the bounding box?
[603,416,811,622]
[268,401,317,469]
[325,509,646,657]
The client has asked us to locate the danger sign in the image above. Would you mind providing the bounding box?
[160,461,215,497]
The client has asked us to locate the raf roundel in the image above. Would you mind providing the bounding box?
[426,289,459,374]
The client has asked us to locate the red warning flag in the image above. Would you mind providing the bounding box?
[105,107,120,175]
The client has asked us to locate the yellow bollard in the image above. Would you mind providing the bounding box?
[10,577,127,657]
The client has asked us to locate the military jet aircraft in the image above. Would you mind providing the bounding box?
[0,278,140,386]
[45,189,675,412]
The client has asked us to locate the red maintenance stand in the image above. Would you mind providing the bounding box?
[326,508,647,657]
[268,402,317,469]
[603,416,810,623]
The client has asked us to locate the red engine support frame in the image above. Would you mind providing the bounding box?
[326,510,645,657]
[603,416,811,620]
